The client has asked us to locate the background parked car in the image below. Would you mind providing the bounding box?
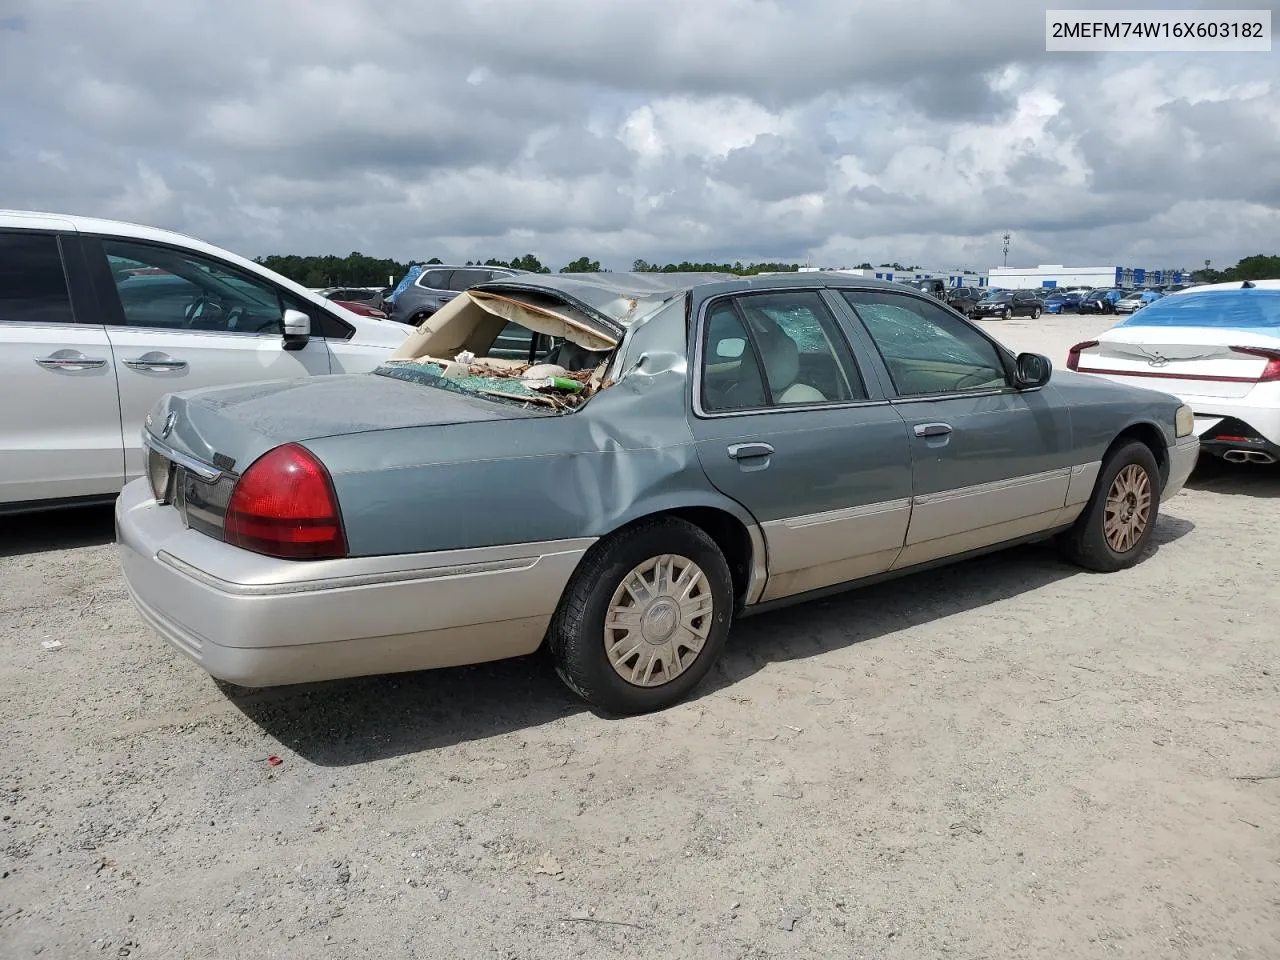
[972,289,1044,319]
[1114,290,1160,314]
[386,265,527,325]
[118,271,1198,714]
[945,287,984,315]
[1080,289,1123,314]
[1044,290,1083,314]
[1067,284,1280,464]
[0,210,412,513]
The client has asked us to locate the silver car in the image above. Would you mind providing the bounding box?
[117,272,1200,714]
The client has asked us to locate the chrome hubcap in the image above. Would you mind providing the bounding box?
[1104,464,1152,553]
[604,554,714,687]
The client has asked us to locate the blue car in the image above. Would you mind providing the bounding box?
[1044,291,1083,314]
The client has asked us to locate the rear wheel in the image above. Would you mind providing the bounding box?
[1031,306,1042,319]
[547,517,734,714]
[1058,440,1161,572]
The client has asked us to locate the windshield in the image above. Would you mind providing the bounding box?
[981,292,1011,302]
[1114,290,1280,331]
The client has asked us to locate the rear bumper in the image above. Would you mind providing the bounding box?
[115,479,594,687]
[1163,435,1200,500]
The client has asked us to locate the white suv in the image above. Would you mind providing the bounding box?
[0,210,413,513]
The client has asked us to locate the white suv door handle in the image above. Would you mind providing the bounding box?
[35,351,107,371]
[124,352,188,372]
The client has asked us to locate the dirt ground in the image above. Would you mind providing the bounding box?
[2,313,1278,960]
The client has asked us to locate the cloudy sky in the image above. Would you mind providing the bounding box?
[1,1,1276,272]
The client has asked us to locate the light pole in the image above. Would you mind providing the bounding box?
[1001,233,1011,267]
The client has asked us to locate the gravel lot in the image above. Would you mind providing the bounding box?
[2,314,1278,959]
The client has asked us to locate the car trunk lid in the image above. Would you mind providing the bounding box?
[1081,325,1280,400]
[147,372,549,476]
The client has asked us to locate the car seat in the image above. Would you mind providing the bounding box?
[753,318,827,403]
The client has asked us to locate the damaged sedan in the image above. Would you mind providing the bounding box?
[117,272,1199,714]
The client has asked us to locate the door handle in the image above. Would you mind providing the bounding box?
[34,352,107,370]
[727,442,774,460]
[124,353,188,372]
[913,422,952,438]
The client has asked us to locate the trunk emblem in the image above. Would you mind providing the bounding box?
[161,412,177,438]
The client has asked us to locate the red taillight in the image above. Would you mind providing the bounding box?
[224,443,347,560]
[1230,346,1280,382]
[1066,340,1098,371]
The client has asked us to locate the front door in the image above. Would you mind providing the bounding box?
[85,237,333,483]
[837,289,1073,568]
[0,231,123,505]
[687,289,913,602]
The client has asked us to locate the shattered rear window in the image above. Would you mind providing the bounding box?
[376,357,602,412]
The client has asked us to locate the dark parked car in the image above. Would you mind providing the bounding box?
[1079,289,1123,314]
[387,265,526,326]
[945,287,984,314]
[971,290,1044,320]
[901,277,947,299]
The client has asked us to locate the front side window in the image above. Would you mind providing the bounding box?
[0,232,75,324]
[103,240,286,334]
[842,290,1008,397]
[700,291,865,412]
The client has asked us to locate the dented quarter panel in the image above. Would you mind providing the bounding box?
[310,298,764,557]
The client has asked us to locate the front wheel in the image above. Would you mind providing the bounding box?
[1058,440,1161,572]
[1002,308,1012,320]
[1031,307,1042,319]
[547,517,734,714]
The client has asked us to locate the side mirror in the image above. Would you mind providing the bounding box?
[1015,351,1052,389]
[282,309,311,351]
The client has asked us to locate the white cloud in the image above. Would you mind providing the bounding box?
[0,0,1275,271]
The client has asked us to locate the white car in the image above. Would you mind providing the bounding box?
[1067,281,1280,464]
[0,210,413,512]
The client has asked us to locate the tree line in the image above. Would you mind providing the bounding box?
[253,252,813,287]
[1191,255,1280,284]
[253,251,1280,290]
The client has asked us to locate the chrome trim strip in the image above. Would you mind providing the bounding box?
[158,550,543,596]
[142,432,223,482]
[912,467,1071,506]
[779,497,912,529]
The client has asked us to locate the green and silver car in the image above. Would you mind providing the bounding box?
[117,272,1200,714]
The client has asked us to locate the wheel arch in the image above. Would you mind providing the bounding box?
[584,498,766,613]
[1107,421,1170,487]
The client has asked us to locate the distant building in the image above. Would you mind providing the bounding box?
[987,264,1189,290]
[798,266,990,287]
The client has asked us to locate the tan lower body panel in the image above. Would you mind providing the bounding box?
[760,499,911,602]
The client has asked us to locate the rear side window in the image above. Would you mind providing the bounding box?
[0,232,75,324]
[416,270,453,290]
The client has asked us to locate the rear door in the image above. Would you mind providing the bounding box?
[83,236,333,485]
[0,230,124,505]
[687,288,913,602]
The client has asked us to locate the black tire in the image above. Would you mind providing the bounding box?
[409,311,432,326]
[1031,307,1042,319]
[1003,308,1012,320]
[547,517,734,715]
[1058,440,1162,573]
